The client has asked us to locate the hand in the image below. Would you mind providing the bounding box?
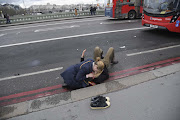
[81,49,86,58]
[86,72,94,78]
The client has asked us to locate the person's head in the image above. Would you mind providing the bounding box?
[93,57,104,78]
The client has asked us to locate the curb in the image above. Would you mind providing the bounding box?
[0,15,104,27]
[1,63,180,119]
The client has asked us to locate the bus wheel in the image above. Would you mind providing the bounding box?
[128,11,136,19]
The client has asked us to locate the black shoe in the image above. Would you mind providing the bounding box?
[90,99,110,109]
[111,61,118,64]
[62,83,70,89]
[101,51,104,59]
[91,96,110,103]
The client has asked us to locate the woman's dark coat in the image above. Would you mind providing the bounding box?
[61,59,94,89]
[81,57,109,84]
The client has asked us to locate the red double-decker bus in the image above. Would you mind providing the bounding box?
[105,0,143,19]
[142,0,180,33]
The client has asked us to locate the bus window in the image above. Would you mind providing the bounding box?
[143,0,175,14]
[176,0,180,11]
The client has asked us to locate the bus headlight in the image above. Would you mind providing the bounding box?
[170,13,179,23]
[142,11,144,19]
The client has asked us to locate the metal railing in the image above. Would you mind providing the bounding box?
[0,10,104,24]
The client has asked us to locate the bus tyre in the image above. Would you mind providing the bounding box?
[128,11,136,19]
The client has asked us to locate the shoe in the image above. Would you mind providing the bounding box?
[62,83,70,89]
[101,51,104,59]
[91,96,110,103]
[111,61,118,64]
[90,100,110,109]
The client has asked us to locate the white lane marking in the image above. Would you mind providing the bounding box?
[100,20,139,25]
[34,25,80,32]
[127,44,180,56]
[0,27,149,48]
[0,18,106,32]
[0,34,6,37]
[0,67,63,82]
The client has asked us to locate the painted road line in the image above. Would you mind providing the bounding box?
[0,27,149,48]
[0,67,63,82]
[1,59,180,107]
[0,56,179,101]
[0,85,62,101]
[1,58,180,106]
[127,44,180,56]
[0,58,168,100]
[0,18,106,32]
[108,59,180,81]
[108,68,152,81]
[0,89,68,107]
[34,25,80,32]
[109,56,180,76]
[100,20,139,25]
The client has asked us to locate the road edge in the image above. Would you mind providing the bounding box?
[1,63,180,119]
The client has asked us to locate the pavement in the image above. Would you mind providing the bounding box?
[0,15,104,27]
[1,62,180,120]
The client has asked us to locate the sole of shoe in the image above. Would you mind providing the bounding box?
[105,97,110,102]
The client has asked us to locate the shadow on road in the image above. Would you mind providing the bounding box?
[142,29,180,39]
[105,18,142,21]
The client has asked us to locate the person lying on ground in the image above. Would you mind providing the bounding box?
[80,49,108,85]
[80,47,118,85]
[61,55,105,90]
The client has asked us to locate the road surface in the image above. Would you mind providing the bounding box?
[0,17,180,103]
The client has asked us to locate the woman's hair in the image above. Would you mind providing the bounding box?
[94,57,104,78]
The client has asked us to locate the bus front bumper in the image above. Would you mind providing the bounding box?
[143,23,167,30]
[142,19,180,33]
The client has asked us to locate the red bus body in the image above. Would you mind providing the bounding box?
[105,0,143,19]
[142,0,180,33]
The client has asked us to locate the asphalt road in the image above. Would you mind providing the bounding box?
[0,17,180,97]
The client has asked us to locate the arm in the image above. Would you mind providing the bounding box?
[75,68,87,82]
[75,66,95,84]
[80,49,86,62]
[75,67,93,82]
[81,58,84,62]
